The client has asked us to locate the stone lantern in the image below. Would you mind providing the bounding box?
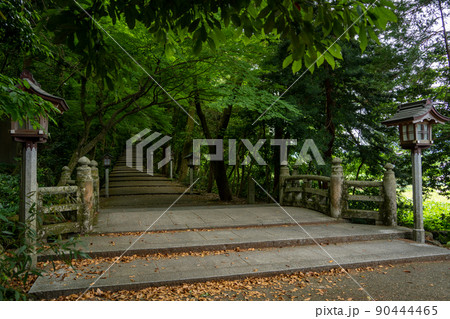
[382,99,449,243]
[11,71,69,231]
[184,152,194,168]
[103,153,112,167]
[103,153,112,197]
[11,70,69,144]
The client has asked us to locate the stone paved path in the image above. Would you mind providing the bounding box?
[94,205,337,233]
[31,204,450,299]
[50,222,412,259]
[31,239,449,298]
[100,156,203,208]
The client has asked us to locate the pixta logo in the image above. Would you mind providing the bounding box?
[126,130,325,176]
[192,139,325,166]
[126,129,172,175]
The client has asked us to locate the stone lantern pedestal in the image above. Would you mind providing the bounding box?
[10,71,69,265]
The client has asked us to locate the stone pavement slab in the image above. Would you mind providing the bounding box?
[99,194,213,209]
[46,223,411,259]
[30,239,450,298]
[101,161,194,197]
[107,172,169,180]
[109,181,178,187]
[94,205,338,233]
[100,186,191,196]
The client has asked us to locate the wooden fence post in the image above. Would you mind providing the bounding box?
[76,157,94,233]
[383,163,397,226]
[90,160,100,213]
[330,157,344,218]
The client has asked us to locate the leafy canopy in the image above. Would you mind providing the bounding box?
[44,0,397,75]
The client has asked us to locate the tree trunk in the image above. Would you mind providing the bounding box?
[207,164,214,193]
[238,164,245,197]
[272,125,283,196]
[57,127,109,185]
[178,103,196,182]
[438,0,450,83]
[194,86,233,201]
[324,63,336,160]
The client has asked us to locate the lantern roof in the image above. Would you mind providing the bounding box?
[20,70,69,113]
[382,99,449,127]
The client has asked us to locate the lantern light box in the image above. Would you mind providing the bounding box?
[382,99,449,150]
[10,70,69,144]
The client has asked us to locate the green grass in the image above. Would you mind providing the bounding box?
[398,187,450,243]
[398,200,449,228]
[401,185,449,203]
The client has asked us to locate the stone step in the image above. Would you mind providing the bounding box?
[109,170,163,175]
[109,173,166,178]
[108,181,182,187]
[108,173,168,177]
[111,166,164,171]
[112,166,142,170]
[40,224,412,260]
[29,239,450,298]
[113,163,152,168]
[99,194,213,209]
[105,176,173,182]
[100,186,196,196]
[94,205,340,233]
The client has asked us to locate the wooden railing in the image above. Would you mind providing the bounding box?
[279,159,397,226]
[36,157,99,239]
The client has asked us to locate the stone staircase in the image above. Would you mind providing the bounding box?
[30,205,450,299]
[99,156,205,208]
[100,156,195,197]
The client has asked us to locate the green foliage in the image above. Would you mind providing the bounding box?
[397,195,450,241]
[0,1,57,124]
[43,0,396,78]
[422,201,450,232]
[396,195,414,228]
[0,173,20,218]
[0,215,36,300]
[0,209,88,300]
[0,0,447,203]
[422,113,450,198]
[0,0,49,56]
[0,74,60,127]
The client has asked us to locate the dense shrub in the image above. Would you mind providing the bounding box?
[0,210,88,300]
[397,195,450,243]
[0,173,20,217]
